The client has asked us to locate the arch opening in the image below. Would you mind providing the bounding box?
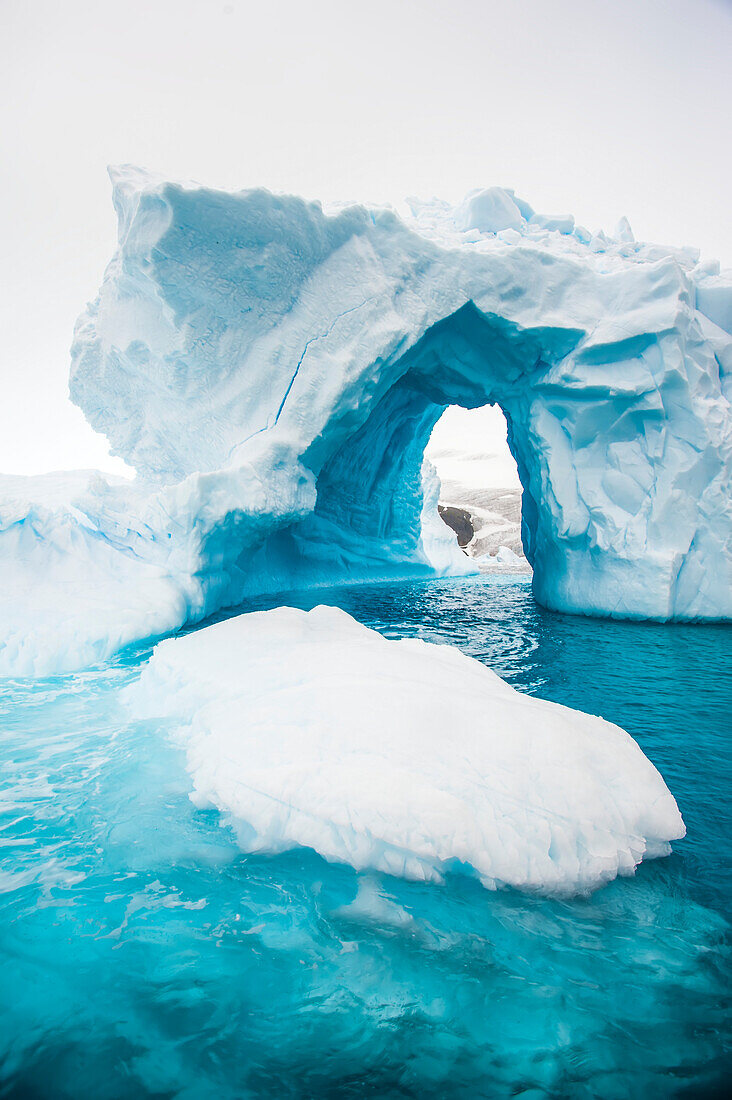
[238,301,547,597]
[426,405,530,571]
[269,300,551,593]
[283,376,535,590]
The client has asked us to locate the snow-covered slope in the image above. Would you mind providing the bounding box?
[2,169,731,674]
[126,604,685,895]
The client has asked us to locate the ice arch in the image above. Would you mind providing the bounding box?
[71,169,731,619]
[254,296,719,617]
[2,169,731,673]
[254,304,553,594]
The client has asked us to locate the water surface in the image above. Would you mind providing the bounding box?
[1,575,730,1098]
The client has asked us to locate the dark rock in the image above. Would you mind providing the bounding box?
[438,504,474,550]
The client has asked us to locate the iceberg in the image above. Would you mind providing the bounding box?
[126,604,685,895]
[2,167,731,675]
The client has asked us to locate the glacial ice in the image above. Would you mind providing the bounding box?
[494,545,524,566]
[1,167,731,674]
[0,471,190,676]
[126,604,685,895]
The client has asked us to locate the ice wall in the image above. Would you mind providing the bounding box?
[2,168,731,673]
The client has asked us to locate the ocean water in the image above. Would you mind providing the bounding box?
[1,574,730,1099]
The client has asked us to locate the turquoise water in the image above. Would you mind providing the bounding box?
[1,574,730,1098]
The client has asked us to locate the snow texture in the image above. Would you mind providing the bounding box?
[126,605,685,895]
[2,167,731,674]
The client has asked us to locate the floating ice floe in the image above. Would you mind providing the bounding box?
[126,605,685,896]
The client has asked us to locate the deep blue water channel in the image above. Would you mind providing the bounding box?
[1,574,730,1098]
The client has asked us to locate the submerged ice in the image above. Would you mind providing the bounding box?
[127,604,685,895]
[1,167,731,674]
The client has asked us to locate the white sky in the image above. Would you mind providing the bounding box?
[1,0,730,477]
[426,405,522,490]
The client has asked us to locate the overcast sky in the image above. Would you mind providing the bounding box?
[1,0,730,476]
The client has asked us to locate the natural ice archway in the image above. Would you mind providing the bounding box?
[250,294,720,614]
[1,169,730,674]
[70,171,731,620]
[248,309,548,595]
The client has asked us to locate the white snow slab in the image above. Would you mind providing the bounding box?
[0,471,187,677]
[127,605,685,896]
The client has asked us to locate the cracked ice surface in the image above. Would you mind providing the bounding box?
[126,604,685,895]
[1,168,731,674]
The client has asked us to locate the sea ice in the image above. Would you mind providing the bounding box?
[126,605,686,895]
